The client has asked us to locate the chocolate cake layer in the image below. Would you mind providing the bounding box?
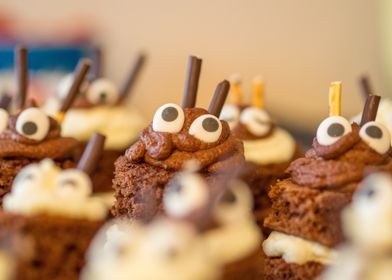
[264,257,324,280]
[0,211,103,280]
[222,248,264,280]
[264,179,353,247]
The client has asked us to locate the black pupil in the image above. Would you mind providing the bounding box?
[361,187,375,198]
[202,117,219,132]
[162,107,178,122]
[221,190,236,204]
[366,125,383,139]
[61,179,77,187]
[99,92,107,103]
[22,122,38,135]
[169,179,182,194]
[327,123,345,137]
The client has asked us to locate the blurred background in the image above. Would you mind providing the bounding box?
[0,0,390,144]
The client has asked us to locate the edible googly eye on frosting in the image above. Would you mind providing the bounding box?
[220,104,240,129]
[189,114,222,143]
[87,78,119,105]
[240,107,271,136]
[57,169,92,197]
[316,116,352,146]
[359,121,391,154]
[153,103,185,133]
[16,108,50,141]
[0,108,9,133]
[57,74,89,99]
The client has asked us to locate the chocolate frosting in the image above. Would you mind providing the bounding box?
[288,123,392,189]
[125,107,244,172]
[0,112,79,160]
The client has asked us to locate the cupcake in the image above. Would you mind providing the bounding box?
[220,75,301,229]
[262,82,392,280]
[112,56,244,221]
[0,47,90,205]
[321,173,392,280]
[45,53,146,195]
[0,134,108,280]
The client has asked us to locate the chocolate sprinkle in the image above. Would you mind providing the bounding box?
[327,123,344,137]
[208,80,230,117]
[15,46,28,111]
[162,107,178,122]
[202,117,219,132]
[360,95,380,126]
[77,133,106,175]
[365,125,382,139]
[182,56,202,109]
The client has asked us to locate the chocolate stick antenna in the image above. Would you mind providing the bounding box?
[182,55,202,108]
[91,46,103,79]
[77,133,106,175]
[360,94,381,126]
[359,75,373,99]
[208,80,230,117]
[57,59,91,122]
[118,52,147,103]
[0,94,12,110]
[15,46,28,111]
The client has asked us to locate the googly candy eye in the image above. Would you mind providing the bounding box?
[86,78,119,105]
[316,116,352,146]
[0,108,9,133]
[152,103,185,133]
[16,108,50,141]
[240,107,271,136]
[57,74,89,99]
[189,114,222,143]
[359,121,390,154]
[220,104,240,129]
[57,169,92,197]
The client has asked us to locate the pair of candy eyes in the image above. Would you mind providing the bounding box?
[317,116,391,154]
[152,103,222,143]
[0,108,50,141]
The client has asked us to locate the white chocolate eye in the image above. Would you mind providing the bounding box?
[163,173,209,218]
[57,74,89,99]
[12,165,42,194]
[16,108,50,141]
[189,114,222,143]
[57,169,92,197]
[86,78,119,105]
[220,104,240,129]
[316,116,352,146]
[240,107,271,136]
[152,103,185,133]
[0,108,9,133]
[359,121,391,154]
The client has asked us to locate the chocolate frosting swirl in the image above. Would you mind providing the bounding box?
[288,123,392,189]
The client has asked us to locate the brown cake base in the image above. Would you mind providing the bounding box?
[222,248,264,280]
[0,211,103,280]
[264,257,324,280]
[264,179,354,247]
[0,157,74,206]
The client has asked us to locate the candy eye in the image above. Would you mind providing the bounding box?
[57,169,92,197]
[57,74,89,99]
[316,116,352,146]
[86,78,119,105]
[12,165,41,194]
[0,108,9,133]
[220,105,240,129]
[240,107,271,136]
[16,108,50,141]
[163,173,209,218]
[359,121,391,154]
[189,114,222,143]
[152,103,185,133]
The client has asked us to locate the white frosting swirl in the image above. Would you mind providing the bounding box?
[263,231,338,265]
[243,127,296,165]
[3,159,107,221]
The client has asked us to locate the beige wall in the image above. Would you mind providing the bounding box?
[2,0,388,133]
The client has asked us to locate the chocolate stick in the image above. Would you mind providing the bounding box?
[360,94,381,126]
[118,52,147,103]
[359,75,373,99]
[77,133,106,175]
[15,46,28,111]
[0,94,12,110]
[182,55,202,108]
[57,59,91,121]
[208,80,230,117]
[91,46,103,79]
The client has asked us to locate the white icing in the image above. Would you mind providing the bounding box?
[82,219,221,280]
[16,108,50,141]
[0,109,8,134]
[240,107,271,136]
[359,122,391,154]
[243,127,296,164]
[263,231,338,265]
[316,115,352,146]
[3,159,107,221]
[189,114,222,143]
[152,103,184,133]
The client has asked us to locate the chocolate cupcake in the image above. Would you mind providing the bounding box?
[0,134,108,280]
[44,54,146,196]
[112,56,245,221]
[262,82,392,280]
[220,75,301,229]
[0,47,90,205]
